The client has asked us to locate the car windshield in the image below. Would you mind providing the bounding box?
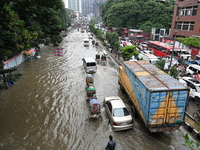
[196,85,200,92]
[113,108,130,117]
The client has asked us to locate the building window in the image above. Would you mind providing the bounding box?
[179,6,198,16]
[176,22,195,31]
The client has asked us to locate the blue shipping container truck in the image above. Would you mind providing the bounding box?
[118,61,189,132]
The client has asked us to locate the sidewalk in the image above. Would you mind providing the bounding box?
[184,100,200,141]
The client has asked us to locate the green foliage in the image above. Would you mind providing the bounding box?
[0,0,70,90]
[155,59,166,70]
[177,37,200,48]
[89,18,98,25]
[106,32,119,49]
[0,67,22,90]
[120,45,138,59]
[100,0,173,32]
[88,24,104,41]
[180,134,200,150]
[170,65,179,79]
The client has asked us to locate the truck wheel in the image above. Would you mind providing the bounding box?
[120,84,125,93]
[194,97,200,106]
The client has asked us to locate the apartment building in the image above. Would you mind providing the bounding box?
[67,0,82,13]
[170,0,200,38]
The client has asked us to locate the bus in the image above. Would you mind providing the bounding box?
[128,29,144,42]
[118,28,129,37]
[148,41,181,58]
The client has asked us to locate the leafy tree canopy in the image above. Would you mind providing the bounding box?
[177,37,200,48]
[106,32,119,49]
[120,45,138,59]
[100,0,173,32]
[0,0,70,90]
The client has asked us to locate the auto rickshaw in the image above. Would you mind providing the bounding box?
[101,54,107,65]
[88,98,102,121]
[86,74,94,85]
[86,85,96,100]
[95,53,101,63]
[92,40,95,45]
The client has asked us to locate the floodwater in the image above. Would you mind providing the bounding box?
[0,29,190,150]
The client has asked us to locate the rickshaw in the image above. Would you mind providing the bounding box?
[95,53,101,63]
[86,74,94,85]
[86,85,96,100]
[92,40,95,45]
[101,54,107,65]
[88,98,102,121]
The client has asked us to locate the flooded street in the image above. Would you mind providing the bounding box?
[0,29,190,150]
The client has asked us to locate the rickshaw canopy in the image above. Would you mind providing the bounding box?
[86,74,93,78]
[90,98,100,107]
[86,86,96,91]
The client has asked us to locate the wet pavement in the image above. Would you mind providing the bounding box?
[0,29,191,150]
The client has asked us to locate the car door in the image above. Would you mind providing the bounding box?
[105,101,113,123]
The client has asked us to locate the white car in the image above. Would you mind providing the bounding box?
[186,64,200,75]
[182,77,200,105]
[104,96,134,131]
[179,49,191,60]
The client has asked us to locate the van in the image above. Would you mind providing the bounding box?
[143,54,159,65]
[83,39,90,47]
[186,64,200,75]
[82,57,97,73]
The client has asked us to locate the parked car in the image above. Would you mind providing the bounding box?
[182,77,200,105]
[88,34,93,39]
[186,64,200,75]
[103,96,134,131]
[179,49,191,60]
[123,41,132,47]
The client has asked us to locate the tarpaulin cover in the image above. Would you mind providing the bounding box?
[90,98,100,106]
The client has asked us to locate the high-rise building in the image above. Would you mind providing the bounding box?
[82,0,93,17]
[66,0,82,13]
[82,0,106,17]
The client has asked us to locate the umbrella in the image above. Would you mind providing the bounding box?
[28,49,35,56]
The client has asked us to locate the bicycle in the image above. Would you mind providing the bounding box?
[192,109,200,122]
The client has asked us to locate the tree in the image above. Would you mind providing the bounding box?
[11,0,68,46]
[120,45,139,60]
[100,0,173,32]
[0,0,70,90]
[89,18,98,26]
[106,32,119,50]
[177,37,200,48]
[0,2,32,89]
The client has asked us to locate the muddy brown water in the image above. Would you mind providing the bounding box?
[0,29,190,150]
